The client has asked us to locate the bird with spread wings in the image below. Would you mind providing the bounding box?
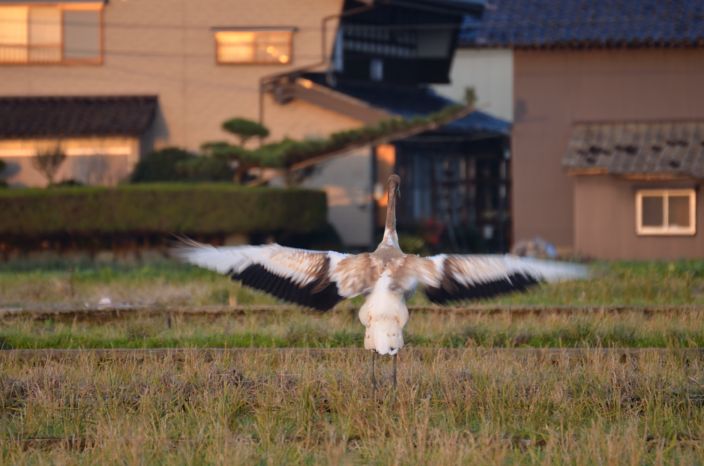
[174,175,588,387]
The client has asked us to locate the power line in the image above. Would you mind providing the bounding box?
[0,43,327,60]
[0,15,693,30]
[0,17,472,31]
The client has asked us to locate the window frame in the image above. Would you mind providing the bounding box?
[0,3,104,66]
[213,27,295,66]
[635,188,697,236]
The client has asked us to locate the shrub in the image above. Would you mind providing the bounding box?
[203,106,466,176]
[175,156,234,182]
[51,179,84,187]
[275,222,343,251]
[398,233,428,255]
[130,147,196,183]
[0,184,327,237]
[0,159,6,188]
[32,145,66,185]
[131,148,234,183]
[222,118,270,146]
[201,142,259,183]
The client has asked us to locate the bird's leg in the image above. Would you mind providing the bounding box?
[392,353,398,389]
[371,351,377,390]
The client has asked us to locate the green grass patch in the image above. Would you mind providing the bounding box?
[2,259,704,308]
[2,310,704,349]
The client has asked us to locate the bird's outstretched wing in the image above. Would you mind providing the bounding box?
[173,240,378,311]
[408,254,588,304]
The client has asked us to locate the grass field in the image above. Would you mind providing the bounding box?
[2,308,704,350]
[2,259,704,308]
[2,349,704,464]
[2,259,704,464]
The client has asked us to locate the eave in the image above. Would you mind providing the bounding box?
[566,169,702,182]
[292,78,391,124]
[289,105,472,171]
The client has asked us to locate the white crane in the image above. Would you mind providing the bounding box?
[175,175,588,387]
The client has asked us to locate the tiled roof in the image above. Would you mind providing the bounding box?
[391,0,485,15]
[444,109,510,136]
[563,121,704,178]
[460,0,704,48]
[303,73,510,136]
[0,96,158,138]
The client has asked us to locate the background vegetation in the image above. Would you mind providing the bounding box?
[130,148,234,183]
[0,184,326,238]
[0,159,7,187]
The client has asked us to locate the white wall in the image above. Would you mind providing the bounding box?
[271,147,373,248]
[0,137,139,187]
[434,48,514,122]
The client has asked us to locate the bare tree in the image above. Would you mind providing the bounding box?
[32,145,66,186]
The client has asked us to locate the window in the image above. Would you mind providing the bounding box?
[214,29,292,64]
[636,189,697,235]
[0,4,102,64]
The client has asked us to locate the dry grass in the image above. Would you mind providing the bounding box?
[1,349,704,465]
[2,260,704,464]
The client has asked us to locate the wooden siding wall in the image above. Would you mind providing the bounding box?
[512,48,704,251]
[574,176,703,259]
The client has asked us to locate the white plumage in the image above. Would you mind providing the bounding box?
[359,272,408,355]
[174,175,588,381]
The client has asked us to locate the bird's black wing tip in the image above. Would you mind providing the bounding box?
[232,264,343,312]
[424,272,542,305]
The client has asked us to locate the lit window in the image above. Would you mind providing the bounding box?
[214,29,292,64]
[636,189,697,235]
[0,4,102,64]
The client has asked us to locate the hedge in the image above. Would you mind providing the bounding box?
[0,184,326,237]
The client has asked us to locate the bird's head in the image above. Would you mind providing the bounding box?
[387,174,401,199]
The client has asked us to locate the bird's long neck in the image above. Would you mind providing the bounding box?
[382,185,399,248]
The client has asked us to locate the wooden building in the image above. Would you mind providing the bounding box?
[268,0,511,251]
[458,0,704,259]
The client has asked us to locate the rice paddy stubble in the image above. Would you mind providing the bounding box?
[1,349,704,464]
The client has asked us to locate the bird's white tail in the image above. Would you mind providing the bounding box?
[365,318,404,355]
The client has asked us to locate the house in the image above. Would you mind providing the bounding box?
[0,0,511,251]
[454,0,704,259]
[266,0,511,250]
[0,0,368,189]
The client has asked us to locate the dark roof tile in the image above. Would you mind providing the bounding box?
[564,121,704,178]
[460,0,704,48]
[0,95,158,138]
[303,73,510,136]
